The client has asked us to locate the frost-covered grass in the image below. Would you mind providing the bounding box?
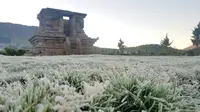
[0,55,200,112]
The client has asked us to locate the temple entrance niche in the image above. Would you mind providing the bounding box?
[63,16,70,36]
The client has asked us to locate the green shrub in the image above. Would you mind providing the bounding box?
[0,50,3,55]
[183,47,200,56]
[137,50,144,55]
[186,50,195,56]
[2,47,26,56]
[16,49,26,56]
[0,50,8,55]
[190,47,200,56]
[107,52,118,55]
[4,47,17,56]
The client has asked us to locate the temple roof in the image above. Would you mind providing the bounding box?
[38,8,87,18]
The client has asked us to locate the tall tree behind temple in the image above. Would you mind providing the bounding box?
[160,33,173,47]
[191,22,200,47]
[118,38,126,55]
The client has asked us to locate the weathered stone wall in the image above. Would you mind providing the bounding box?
[39,18,62,33]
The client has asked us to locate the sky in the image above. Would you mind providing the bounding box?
[0,0,200,49]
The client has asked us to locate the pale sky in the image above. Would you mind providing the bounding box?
[0,0,200,49]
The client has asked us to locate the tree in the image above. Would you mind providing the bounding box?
[160,33,173,47]
[4,47,17,56]
[191,22,200,47]
[118,39,126,55]
[3,47,26,56]
[16,49,26,56]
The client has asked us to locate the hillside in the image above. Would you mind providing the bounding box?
[126,44,184,55]
[183,45,200,50]
[93,44,184,55]
[0,22,38,47]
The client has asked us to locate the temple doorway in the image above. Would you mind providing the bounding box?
[63,16,70,36]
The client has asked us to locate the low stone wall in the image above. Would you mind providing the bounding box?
[26,46,137,56]
[92,47,119,55]
[92,47,138,55]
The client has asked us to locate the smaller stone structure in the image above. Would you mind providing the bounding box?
[29,8,98,55]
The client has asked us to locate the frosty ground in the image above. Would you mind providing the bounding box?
[0,55,200,112]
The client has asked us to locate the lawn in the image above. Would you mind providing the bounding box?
[0,55,200,112]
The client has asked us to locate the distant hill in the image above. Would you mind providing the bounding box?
[93,44,184,55]
[0,22,38,47]
[125,44,183,55]
[183,45,200,51]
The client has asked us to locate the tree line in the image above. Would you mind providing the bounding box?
[0,47,26,56]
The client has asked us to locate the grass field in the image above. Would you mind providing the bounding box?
[0,55,200,112]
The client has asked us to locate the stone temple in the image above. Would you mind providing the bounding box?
[29,8,99,55]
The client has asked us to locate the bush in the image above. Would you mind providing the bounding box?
[2,47,26,56]
[4,47,17,56]
[183,47,200,56]
[137,50,144,56]
[186,50,195,56]
[16,49,26,56]
[0,50,8,55]
[107,51,119,55]
[156,47,186,56]
[0,50,3,55]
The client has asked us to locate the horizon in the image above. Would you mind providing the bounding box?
[0,0,200,49]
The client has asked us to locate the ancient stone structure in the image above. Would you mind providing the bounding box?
[29,8,98,55]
